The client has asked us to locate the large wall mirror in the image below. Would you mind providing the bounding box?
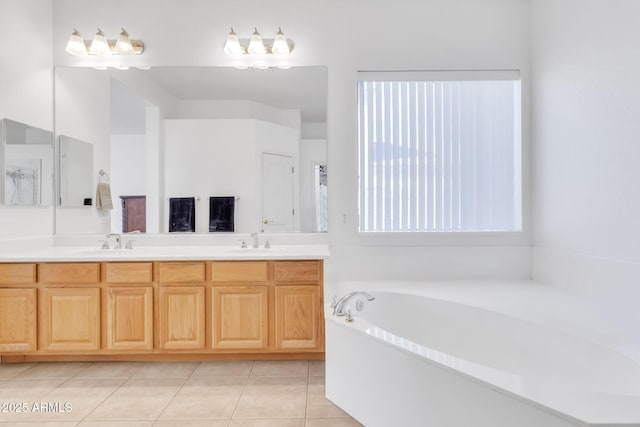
[58,135,94,207]
[1,118,53,207]
[54,66,328,235]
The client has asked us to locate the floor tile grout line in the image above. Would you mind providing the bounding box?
[229,359,255,420]
[152,362,198,423]
[77,366,133,424]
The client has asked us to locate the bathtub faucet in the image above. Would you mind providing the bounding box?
[332,291,375,316]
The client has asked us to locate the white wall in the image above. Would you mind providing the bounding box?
[177,100,301,130]
[300,139,327,232]
[110,134,146,233]
[0,0,53,239]
[54,68,111,234]
[51,0,532,280]
[531,0,640,335]
[164,119,259,233]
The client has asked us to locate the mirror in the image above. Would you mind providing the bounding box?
[58,135,94,207]
[54,66,327,235]
[1,118,53,206]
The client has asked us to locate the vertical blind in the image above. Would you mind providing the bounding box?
[358,76,521,232]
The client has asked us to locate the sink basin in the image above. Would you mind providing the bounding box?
[224,247,279,255]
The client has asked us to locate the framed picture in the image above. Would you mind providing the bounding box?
[5,159,41,206]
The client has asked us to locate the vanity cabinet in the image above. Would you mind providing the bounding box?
[0,288,37,352]
[274,261,323,350]
[0,264,37,353]
[38,263,101,352]
[39,287,100,352]
[211,262,269,350]
[0,258,324,361]
[157,262,206,350]
[105,263,154,351]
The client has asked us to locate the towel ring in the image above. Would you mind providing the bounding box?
[98,169,110,183]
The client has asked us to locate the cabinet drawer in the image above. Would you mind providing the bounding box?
[0,264,36,284]
[211,261,268,283]
[105,263,153,283]
[274,261,320,283]
[158,262,205,283]
[39,263,100,284]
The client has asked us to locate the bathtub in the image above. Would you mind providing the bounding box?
[325,283,640,427]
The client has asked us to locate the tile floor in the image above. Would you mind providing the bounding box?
[0,360,362,426]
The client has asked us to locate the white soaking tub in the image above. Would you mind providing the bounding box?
[325,283,640,427]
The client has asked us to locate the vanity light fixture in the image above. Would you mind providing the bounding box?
[89,28,111,56]
[271,28,290,56]
[223,28,243,55]
[115,28,135,54]
[224,27,293,57]
[64,29,88,56]
[247,28,267,55]
[64,28,144,56]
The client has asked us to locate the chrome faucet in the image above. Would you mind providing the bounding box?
[105,230,140,250]
[332,291,375,316]
[251,232,260,248]
[107,233,123,249]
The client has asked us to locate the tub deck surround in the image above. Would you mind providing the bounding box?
[0,246,328,362]
[326,282,640,427]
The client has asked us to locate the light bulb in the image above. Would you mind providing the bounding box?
[271,28,290,55]
[90,28,111,56]
[115,28,134,54]
[247,28,266,55]
[224,28,244,56]
[65,29,88,56]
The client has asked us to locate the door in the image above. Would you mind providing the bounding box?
[212,286,268,350]
[39,287,100,352]
[262,153,294,232]
[274,285,322,350]
[0,288,37,352]
[106,287,153,350]
[158,286,205,350]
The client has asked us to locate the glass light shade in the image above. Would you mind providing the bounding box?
[90,29,111,56]
[247,28,266,55]
[271,28,290,55]
[65,29,87,56]
[115,28,134,54]
[223,28,243,56]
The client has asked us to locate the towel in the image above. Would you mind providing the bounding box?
[209,197,235,232]
[96,182,113,210]
[169,197,195,232]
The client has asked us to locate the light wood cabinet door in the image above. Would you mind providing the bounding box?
[275,286,322,350]
[0,288,37,352]
[39,287,100,352]
[106,287,153,351]
[158,286,205,350]
[212,286,268,350]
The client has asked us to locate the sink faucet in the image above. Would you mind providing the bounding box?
[105,230,141,250]
[107,233,123,249]
[332,291,375,316]
[251,232,260,249]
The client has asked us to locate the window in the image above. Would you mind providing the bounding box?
[357,71,521,232]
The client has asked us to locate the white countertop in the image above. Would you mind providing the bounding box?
[0,244,331,262]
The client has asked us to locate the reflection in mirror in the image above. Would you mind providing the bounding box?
[314,164,328,232]
[1,118,53,206]
[54,66,328,235]
[58,135,93,207]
